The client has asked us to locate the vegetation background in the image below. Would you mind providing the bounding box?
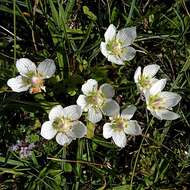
[0,0,190,189]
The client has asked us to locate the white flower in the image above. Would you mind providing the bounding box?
[7,58,56,94]
[41,105,87,146]
[134,64,160,93]
[103,105,142,148]
[100,24,137,65]
[145,79,182,120]
[76,79,120,123]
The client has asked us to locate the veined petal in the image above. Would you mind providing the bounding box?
[82,79,98,95]
[76,95,88,110]
[103,123,113,139]
[160,92,181,108]
[16,58,36,76]
[62,105,82,121]
[56,133,72,146]
[37,59,56,79]
[124,120,142,135]
[121,47,136,61]
[87,108,102,123]
[70,121,87,138]
[108,55,124,65]
[156,110,180,120]
[100,42,109,57]
[143,64,160,78]
[99,83,115,98]
[102,99,120,117]
[104,24,116,42]
[149,109,162,119]
[116,27,137,46]
[134,66,141,83]
[7,76,30,92]
[41,121,57,140]
[150,79,167,95]
[121,105,137,120]
[112,131,126,148]
[49,105,65,121]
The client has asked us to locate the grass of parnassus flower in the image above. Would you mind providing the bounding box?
[0,0,190,189]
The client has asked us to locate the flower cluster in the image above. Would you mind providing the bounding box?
[7,24,181,148]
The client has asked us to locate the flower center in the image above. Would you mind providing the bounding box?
[53,117,72,133]
[148,94,165,110]
[87,91,105,109]
[112,116,127,132]
[107,39,123,57]
[138,75,151,89]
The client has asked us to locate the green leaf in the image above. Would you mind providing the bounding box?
[83,6,97,21]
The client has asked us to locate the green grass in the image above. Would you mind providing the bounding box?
[0,0,190,189]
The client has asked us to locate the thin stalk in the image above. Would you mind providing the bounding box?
[13,0,16,65]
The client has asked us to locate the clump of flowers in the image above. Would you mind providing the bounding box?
[145,79,181,120]
[100,24,137,65]
[41,105,87,146]
[134,64,160,93]
[103,105,142,148]
[7,58,56,94]
[77,79,120,123]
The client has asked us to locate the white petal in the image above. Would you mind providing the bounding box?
[104,24,116,42]
[99,83,115,98]
[143,64,160,78]
[160,92,181,108]
[37,59,56,79]
[134,66,141,83]
[7,76,30,92]
[87,108,102,123]
[150,79,167,95]
[56,133,72,146]
[124,120,142,135]
[62,105,82,121]
[49,105,65,121]
[81,79,98,95]
[40,121,57,140]
[121,105,137,120]
[76,95,88,110]
[16,58,36,76]
[103,123,113,139]
[100,42,109,58]
[121,47,136,61]
[70,121,87,138]
[156,110,180,120]
[112,131,126,148]
[116,27,137,46]
[102,99,120,117]
[108,55,124,65]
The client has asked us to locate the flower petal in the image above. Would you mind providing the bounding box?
[156,110,180,120]
[49,105,65,121]
[104,24,116,42]
[103,123,113,139]
[150,79,167,95]
[100,42,109,58]
[76,95,88,110]
[121,105,137,120]
[108,55,124,65]
[99,83,115,98]
[124,120,142,135]
[16,58,36,76]
[143,64,160,78]
[160,92,181,108]
[121,47,136,61]
[134,66,141,83]
[81,79,98,95]
[62,105,82,121]
[102,99,120,117]
[87,108,102,123]
[40,121,57,140]
[70,121,87,138]
[116,27,137,46]
[7,76,30,92]
[37,59,56,79]
[112,131,126,148]
[56,132,72,146]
